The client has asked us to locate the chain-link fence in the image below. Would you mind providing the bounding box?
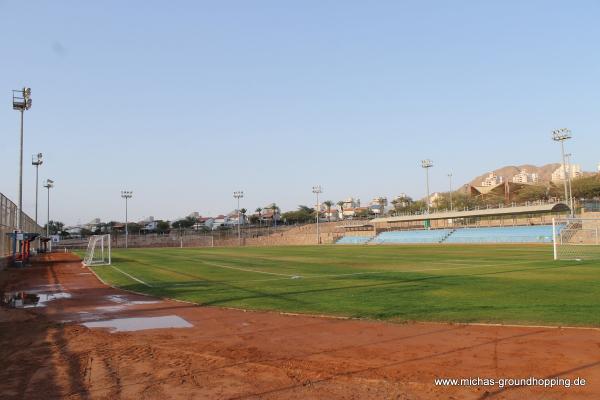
[1,192,43,258]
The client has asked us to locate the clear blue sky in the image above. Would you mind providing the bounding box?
[1,1,599,225]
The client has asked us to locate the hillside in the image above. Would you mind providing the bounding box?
[469,164,561,187]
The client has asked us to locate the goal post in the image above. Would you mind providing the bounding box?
[553,217,600,260]
[83,234,112,266]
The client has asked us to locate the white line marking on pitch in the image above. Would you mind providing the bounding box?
[110,265,153,287]
[218,260,549,284]
[159,259,549,288]
[201,260,297,278]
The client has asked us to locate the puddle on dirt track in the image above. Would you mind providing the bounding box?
[2,291,72,308]
[83,315,193,332]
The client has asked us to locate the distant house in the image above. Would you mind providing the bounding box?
[139,216,158,233]
[340,198,361,219]
[65,226,82,237]
[369,197,388,216]
[143,221,159,231]
[195,216,214,230]
[321,206,338,221]
[226,210,247,226]
[83,218,101,232]
[259,204,281,223]
[211,215,229,230]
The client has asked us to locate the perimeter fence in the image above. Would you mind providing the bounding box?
[1,192,43,258]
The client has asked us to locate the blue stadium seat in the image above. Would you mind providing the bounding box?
[444,225,555,243]
[336,236,373,244]
[338,225,560,245]
[371,229,452,244]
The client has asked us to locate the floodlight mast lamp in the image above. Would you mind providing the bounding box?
[43,179,54,237]
[233,191,244,246]
[421,160,433,214]
[312,185,323,244]
[552,128,573,216]
[121,191,133,248]
[13,87,32,231]
[32,153,43,225]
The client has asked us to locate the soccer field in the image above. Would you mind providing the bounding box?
[91,244,600,327]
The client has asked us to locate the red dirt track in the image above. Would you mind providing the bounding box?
[1,253,599,399]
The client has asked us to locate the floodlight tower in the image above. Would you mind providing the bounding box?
[43,179,54,236]
[421,160,433,214]
[565,153,574,214]
[312,185,323,244]
[121,190,133,248]
[32,153,43,225]
[233,191,244,246]
[447,173,453,211]
[552,128,572,216]
[13,87,32,230]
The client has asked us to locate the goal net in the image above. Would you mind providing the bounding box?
[553,218,600,260]
[83,234,112,266]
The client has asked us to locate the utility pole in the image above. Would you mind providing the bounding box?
[13,88,32,230]
[565,153,574,215]
[43,179,54,236]
[32,153,43,225]
[234,191,244,246]
[312,185,322,244]
[421,159,433,214]
[121,191,133,248]
[552,128,573,217]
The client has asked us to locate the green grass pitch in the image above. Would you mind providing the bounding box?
[90,244,600,327]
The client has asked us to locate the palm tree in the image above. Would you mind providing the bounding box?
[337,201,344,220]
[390,199,398,216]
[270,204,279,227]
[323,200,334,222]
[240,208,247,225]
[255,207,262,228]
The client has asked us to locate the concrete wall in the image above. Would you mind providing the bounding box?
[215,232,339,247]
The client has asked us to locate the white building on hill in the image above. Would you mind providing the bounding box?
[551,164,582,182]
[511,169,539,184]
[481,172,503,187]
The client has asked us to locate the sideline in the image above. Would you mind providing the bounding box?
[84,262,600,332]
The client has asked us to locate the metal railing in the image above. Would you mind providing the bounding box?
[389,199,566,218]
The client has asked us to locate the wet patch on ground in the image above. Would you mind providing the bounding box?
[82,315,193,332]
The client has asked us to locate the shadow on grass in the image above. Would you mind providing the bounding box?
[139,263,575,309]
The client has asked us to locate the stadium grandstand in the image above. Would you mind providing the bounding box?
[336,201,570,245]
